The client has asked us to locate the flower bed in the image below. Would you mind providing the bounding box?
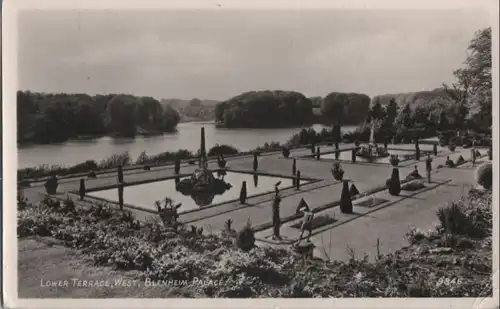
[18,189,492,297]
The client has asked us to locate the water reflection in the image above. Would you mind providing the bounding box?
[175,170,233,207]
[253,173,259,188]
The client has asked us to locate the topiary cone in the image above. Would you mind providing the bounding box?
[349,183,360,196]
[79,178,86,200]
[475,162,492,190]
[117,165,124,183]
[388,168,401,196]
[118,185,124,210]
[340,180,353,214]
[239,181,247,204]
[174,157,181,174]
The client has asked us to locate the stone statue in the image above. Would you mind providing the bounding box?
[272,181,282,240]
[297,201,314,242]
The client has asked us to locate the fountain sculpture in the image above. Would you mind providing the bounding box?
[355,112,389,161]
[175,127,232,206]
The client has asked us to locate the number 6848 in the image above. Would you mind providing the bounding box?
[437,277,463,286]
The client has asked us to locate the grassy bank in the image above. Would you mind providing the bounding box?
[17,188,492,297]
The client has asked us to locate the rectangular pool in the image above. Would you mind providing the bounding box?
[87,171,309,212]
[321,149,420,164]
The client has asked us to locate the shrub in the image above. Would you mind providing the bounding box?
[331,162,344,181]
[236,220,255,251]
[174,157,181,174]
[455,155,465,165]
[405,227,427,245]
[436,192,491,239]
[475,162,492,190]
[388,168,401,196]
[340,181,353,214]
[282,147,291,158]
[208,144,239,157]
[44,176,58,194]
[389,155,400,167]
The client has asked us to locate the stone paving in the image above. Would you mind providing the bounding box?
[20,142,489,262]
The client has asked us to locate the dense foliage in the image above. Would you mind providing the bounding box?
[17,91,181,144]
[215,90,314,128]
[320,92,371,126]
[362,27,492,142]
[18,188,492,297]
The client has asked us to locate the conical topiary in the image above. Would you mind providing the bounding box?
[340,181,353,214]
[388,168,401,196]
[174,157,181,174]
[349,183,360,196]
[79,178,86,200]
[117,165,124,183]
[253,173,258,188]
[118,185,124,210]
[455,155,465,165]
[239,181,247,204]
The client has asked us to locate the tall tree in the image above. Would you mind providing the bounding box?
[443,27,491,131]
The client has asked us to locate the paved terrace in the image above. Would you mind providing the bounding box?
[20,143,488,261]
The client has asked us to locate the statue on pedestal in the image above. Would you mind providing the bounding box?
[272,181,282,240]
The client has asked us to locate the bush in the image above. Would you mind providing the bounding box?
[236,220,255,251]
[282,147,291,158]
[475,162,492,190]
[208,144,239,157]
[436,191,491,238]
[388,168,401,196]
[455,155,465,165]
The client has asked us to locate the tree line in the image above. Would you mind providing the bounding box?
[17,92,181,144]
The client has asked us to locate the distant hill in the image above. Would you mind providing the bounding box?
[160,98,219,122]
[370,88,452,109]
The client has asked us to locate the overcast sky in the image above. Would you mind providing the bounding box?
[18,9,490,101]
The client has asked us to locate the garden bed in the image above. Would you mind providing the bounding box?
[355,197,389,208]
[17,189,492,298]
[290,215,337,230]
[401,181,426,192]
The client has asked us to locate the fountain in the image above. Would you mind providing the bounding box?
[355,114,389,161]
[175,127,232,206]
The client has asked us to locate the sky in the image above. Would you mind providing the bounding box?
[18,9,491,101]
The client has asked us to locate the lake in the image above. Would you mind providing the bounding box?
[17,122,357,169]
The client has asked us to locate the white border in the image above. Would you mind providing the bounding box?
[2,0,499,308]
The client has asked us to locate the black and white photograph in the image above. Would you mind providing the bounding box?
[2,0,498,307]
